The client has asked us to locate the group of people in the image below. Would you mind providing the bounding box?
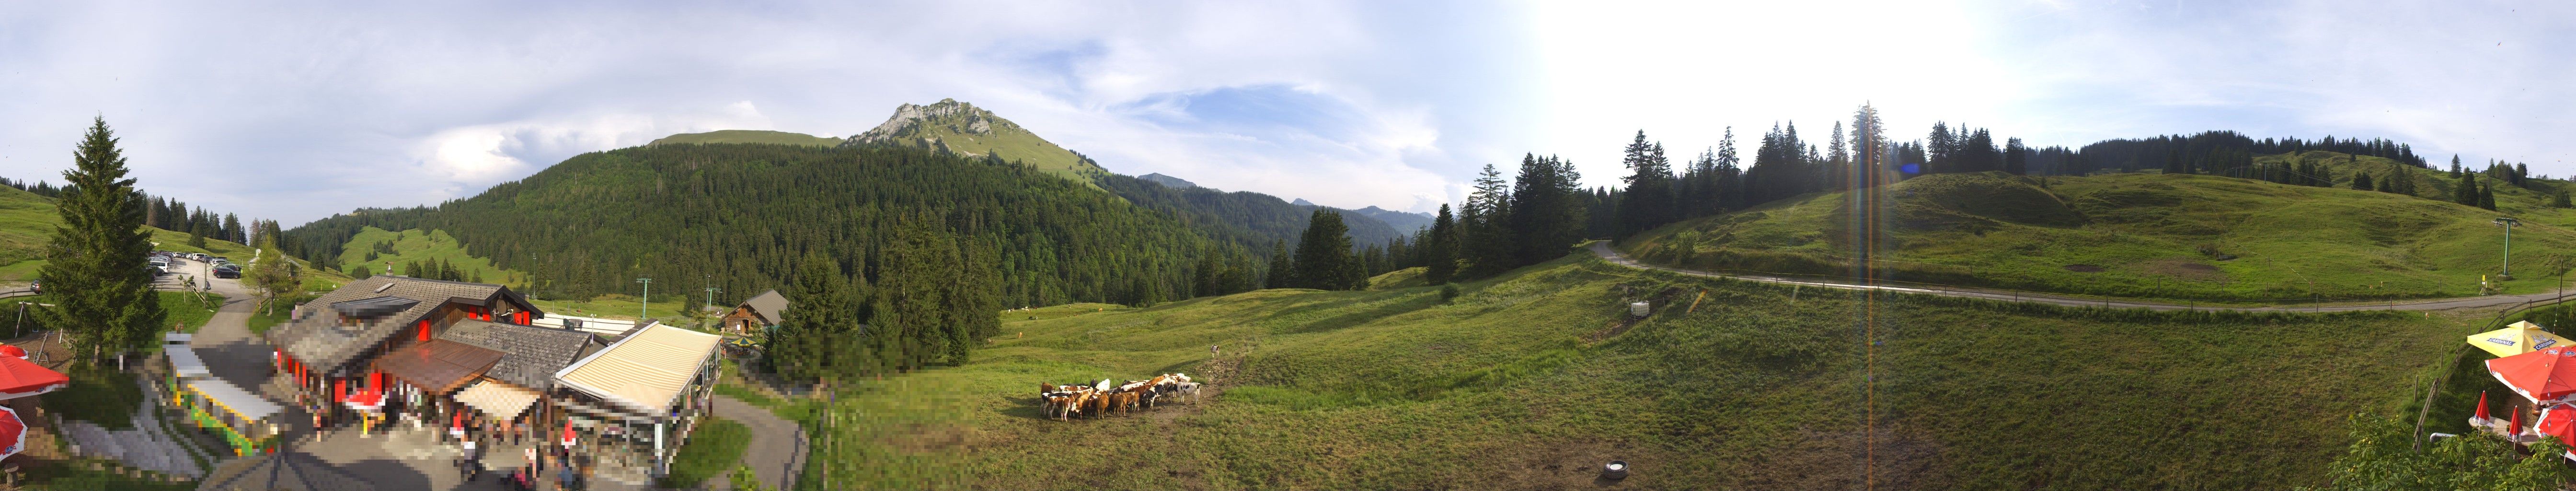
[456,424,588,490]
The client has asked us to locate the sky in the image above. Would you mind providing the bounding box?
[1,1,2571,225]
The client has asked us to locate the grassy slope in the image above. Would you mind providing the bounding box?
[647,129,842,147]
[795,254,2456,490]
[1625,157,2576,301]
[526,293,689,322]
[334,227,526,288]
[0,185,276,281]
[1366,266,1427,290]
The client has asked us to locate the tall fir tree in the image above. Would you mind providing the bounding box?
[1614,130,1675,237]
[1461,163,1513,278]
[769,252,866,383]
[1507,154,1588,267]
[2003,137,2028,175]
[2456,171,2480,206]
[1290,209,1356,290]
[1423,204,1459,284]
[1265,240,1292,289]
[35,117,165,364]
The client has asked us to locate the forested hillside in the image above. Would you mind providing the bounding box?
[282,144,1239,308]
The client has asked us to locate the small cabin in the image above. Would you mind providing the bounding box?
[720,290,790,336]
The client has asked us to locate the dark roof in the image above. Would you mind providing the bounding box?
[372,339,504,394]
[196,450,368,491]
[270,276,543,374]
[740,289,789,325]
[328,296,419,318]
[436,320,604,389]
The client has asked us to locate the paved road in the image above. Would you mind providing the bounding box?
[713,395,805,491]
[181,257,274,390]
[1590,242,2575,314]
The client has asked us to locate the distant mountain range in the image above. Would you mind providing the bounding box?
[1138,173,1197,189]
[1349,206,1433,232]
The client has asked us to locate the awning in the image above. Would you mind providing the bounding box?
[371,339,504,395]
[553,322,722,415]
[185,377,283,422]
[167,346,211,379]
[455,379,542,420]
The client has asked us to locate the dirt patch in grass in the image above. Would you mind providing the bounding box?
[2140,258,2228,282]
[1732,428,1946,491]
[886,423,972,453]
[2061,264,2104,272]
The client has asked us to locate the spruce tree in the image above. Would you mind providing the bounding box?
[770,252,863,383]
[1423,204,1459,284]
[1462,164,1512,278]
[1615,130,1675,237]
[2349,172,2372,191]
[1265,240,1291,289]
[2456,173,2480,205]
[35,117,164,364]
[2481,185,2498,210]
[2003,137,2028,175]
[1290,210,1354,290]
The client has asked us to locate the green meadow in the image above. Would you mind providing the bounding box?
[1624,155,2576,303]
[767,252,2460,490]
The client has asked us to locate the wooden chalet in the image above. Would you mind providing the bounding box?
[720,289,789,335]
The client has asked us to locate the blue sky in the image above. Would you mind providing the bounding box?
[0,1,2570,225]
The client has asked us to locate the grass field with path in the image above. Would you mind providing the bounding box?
[1625,156,2576,302]
[782,252,2463,490]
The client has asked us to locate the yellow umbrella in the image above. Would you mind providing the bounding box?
[2470,321,2576,358]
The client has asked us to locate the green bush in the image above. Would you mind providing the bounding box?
[657,417,751,489]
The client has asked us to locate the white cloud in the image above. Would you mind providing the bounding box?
[8,0,2571,224]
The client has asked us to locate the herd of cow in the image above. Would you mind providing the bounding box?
[1039,373,1201,421]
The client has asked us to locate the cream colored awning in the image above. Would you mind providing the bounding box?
[552,322,721,415]
[455,379,541,420]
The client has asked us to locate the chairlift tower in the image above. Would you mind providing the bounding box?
[636,277,653,322]
[2496,217,2521,279]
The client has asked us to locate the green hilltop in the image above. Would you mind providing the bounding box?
[1622,152,2576,302]
[838,98,1110,184]
[646,129,843,147]
[0,185,272,281]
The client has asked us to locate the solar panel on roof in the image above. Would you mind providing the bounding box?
[329,295,420,318]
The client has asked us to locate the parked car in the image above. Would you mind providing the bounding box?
[213,265,241,279]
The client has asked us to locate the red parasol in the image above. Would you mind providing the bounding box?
[0,356,67,401]
[2541,404,2576,459]
[2477,391,2495,423]
[2515,407,2528,436]
[562,419,575,448]
[2489,347,2576,404]
[0,406,26,460]
[0,345,26,360]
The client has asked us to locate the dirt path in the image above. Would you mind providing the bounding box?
[1590,242,2572,315]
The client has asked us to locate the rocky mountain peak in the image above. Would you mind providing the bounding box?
[846,98,1023,146]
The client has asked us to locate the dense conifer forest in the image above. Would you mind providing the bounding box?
[283,143,1242,308]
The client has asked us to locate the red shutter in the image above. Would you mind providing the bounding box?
[418,319,431,341]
